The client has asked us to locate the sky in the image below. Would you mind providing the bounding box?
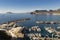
[0,0,60,13]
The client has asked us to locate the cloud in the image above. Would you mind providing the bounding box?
[0,9,33,13]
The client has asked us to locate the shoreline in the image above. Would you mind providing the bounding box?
[31,12,60,15]
[52,13,60,15]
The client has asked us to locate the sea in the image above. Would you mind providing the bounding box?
[0,13,60,37]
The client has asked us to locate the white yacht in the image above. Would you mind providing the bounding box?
[36,21,44,24]
[31,26,41,32]
[45,27,55,33]
[57,27,60,29]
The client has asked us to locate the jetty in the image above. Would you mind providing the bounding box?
[36,21,60,24]
[0,18,30,29]
[1,18,30,24]
[8,18,30,23]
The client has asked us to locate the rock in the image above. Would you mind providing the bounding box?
[0,24,8,29]
[0,27,30,40]
[9,27,24,38]
[0,29,12,40]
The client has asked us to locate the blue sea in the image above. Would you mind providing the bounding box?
[0,13,60,37]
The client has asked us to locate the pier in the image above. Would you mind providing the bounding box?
[8,18,31,23]
[36,21,60,24]
[1,18,30,24]
[0,18,30,29]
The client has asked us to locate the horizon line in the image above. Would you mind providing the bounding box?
[0,8,60,13]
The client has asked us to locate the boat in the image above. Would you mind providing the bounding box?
[31,26,41,32]
[57,27,60,29]
[45,27,55,33]
[36,21,60,24]
[36,21,44,24]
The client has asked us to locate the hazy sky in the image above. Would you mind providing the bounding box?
[0,0,60,13]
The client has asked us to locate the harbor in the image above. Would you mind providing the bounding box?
[0,0,60,40]
[36,21,60,24]
[0,23,60,40]
[0,13,60,40]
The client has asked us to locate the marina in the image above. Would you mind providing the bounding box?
[36,21,60,24]
[0,13,60,40]
[0,0,60,40]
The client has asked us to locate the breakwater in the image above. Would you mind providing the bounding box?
[36,21,60,24]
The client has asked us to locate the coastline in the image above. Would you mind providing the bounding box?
[31,12,60,15]
[52,13,60,15]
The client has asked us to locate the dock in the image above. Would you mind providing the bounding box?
[8,18,30,23]
[2,18,30,24]
[36,21,60,24]
[0,18,31,29]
